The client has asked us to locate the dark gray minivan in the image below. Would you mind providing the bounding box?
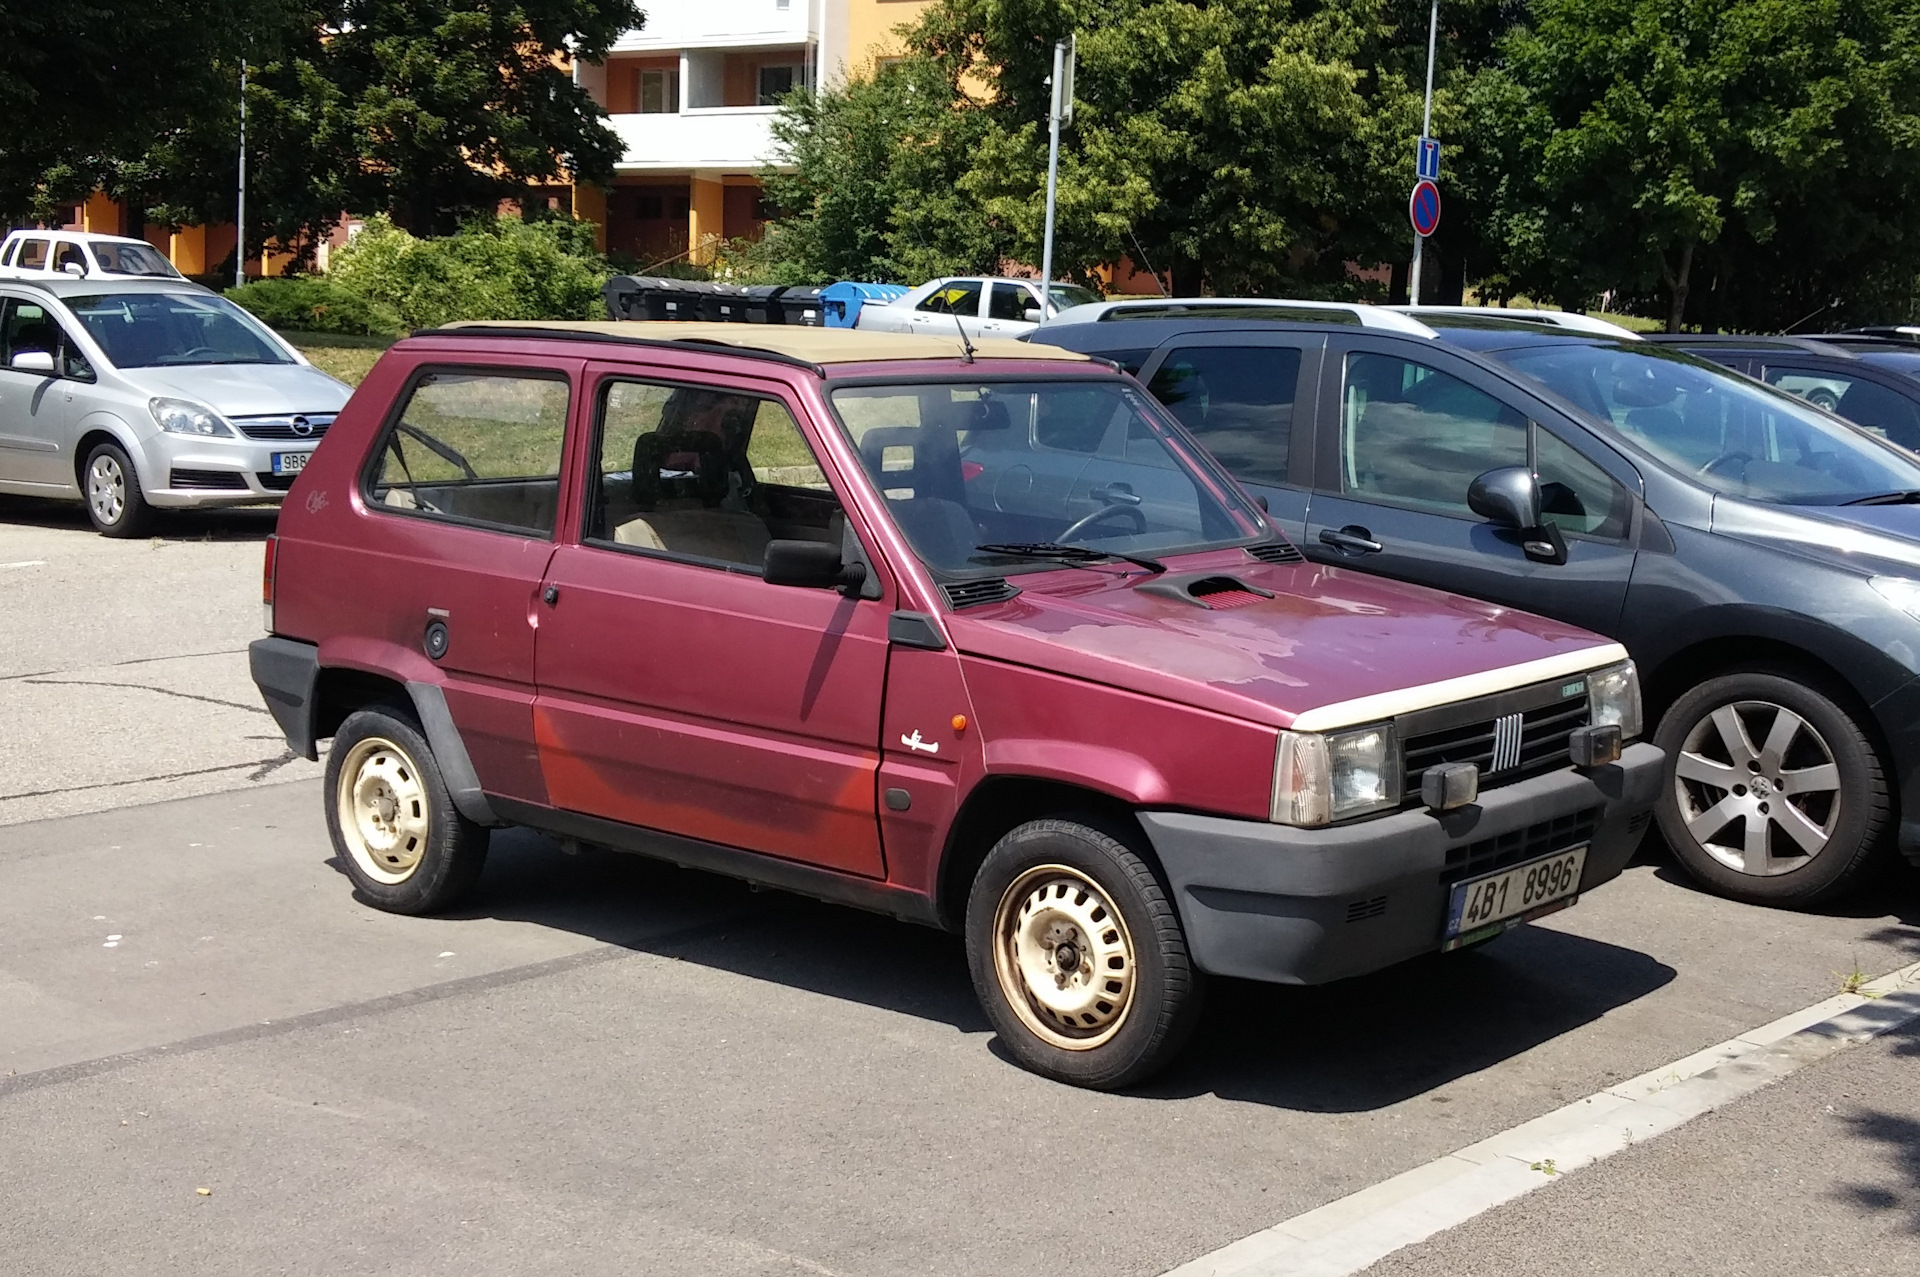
[1034,304,1920,908]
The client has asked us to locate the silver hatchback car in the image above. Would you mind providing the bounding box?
[0,277,352,535]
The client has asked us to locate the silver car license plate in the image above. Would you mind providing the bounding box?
[271,451,312,475]
[1442,845,1587,949]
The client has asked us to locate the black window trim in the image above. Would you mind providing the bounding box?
[359,362,574,541]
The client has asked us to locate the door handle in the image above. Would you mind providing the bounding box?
[1319,525,1384,554]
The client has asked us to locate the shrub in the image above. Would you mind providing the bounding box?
[326,215,610,330]
[224,277,401,337]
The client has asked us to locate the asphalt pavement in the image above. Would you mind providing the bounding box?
[2,500,1917,1276]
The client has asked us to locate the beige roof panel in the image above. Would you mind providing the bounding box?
[435,320,1092,366]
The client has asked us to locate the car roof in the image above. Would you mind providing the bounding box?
[1390,305,1644,339]
[430,320,1095,369]
[1643,332,1855,357]
[1045,297,1439,337]
[4,229,155,246]
[2,276,214,298]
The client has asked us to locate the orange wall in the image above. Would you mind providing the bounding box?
[604,55,679,113]
[844,0,932,74]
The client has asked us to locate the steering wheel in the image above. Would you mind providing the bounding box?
[1698,450,1752,478]
[1058,502,1148,543]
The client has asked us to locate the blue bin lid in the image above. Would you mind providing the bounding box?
[820,281,909,302]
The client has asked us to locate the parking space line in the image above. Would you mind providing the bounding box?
[1160,959,1920,1277]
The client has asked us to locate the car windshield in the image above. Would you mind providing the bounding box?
[89,241,177,277]
[66,293,293,368]
[1493,342,1920,505]
[830,378,1267,575]
[1046,284,1101,311]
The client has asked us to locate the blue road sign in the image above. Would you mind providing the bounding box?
[1417,137,1441,181]
[1410,179,1442,238]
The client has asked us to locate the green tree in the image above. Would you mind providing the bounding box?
[1472,0,1920,330]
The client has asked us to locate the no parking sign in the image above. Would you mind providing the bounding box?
[1409,179,1442,238]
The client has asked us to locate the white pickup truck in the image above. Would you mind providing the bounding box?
[0,229,183,281]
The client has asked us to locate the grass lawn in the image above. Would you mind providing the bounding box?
[289,331,393,387]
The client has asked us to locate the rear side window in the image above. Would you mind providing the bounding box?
[368,370,570,536]
[917,281,983,315]
[16,239,48,270]
[1341,352,1528,515]
[1148,346,1300,486]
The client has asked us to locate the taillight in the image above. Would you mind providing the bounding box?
[262,533,278,634]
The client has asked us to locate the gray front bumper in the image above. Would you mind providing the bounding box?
[1138,742,1664,986]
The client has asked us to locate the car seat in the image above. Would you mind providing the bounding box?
[857,424,978,568]
[614,427,771,564]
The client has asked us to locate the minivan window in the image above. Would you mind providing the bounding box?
[830,379,1265,574]
[67,292,293,367]
[1342,353,1527,514]
[1497,343,1920,505]
[1148,345,1300,486]
[368,371,570,535]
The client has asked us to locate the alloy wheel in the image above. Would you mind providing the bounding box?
[1673,700,1841,876]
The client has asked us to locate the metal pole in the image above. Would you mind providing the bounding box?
[236,63,248,289]
[1408,0,1438,305]
[1040,40,1064,315]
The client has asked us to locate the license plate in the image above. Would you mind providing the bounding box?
[1443,845,1588,948]
[271,451,312,475]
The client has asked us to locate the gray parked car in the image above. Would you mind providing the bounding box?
[0,277,351,535]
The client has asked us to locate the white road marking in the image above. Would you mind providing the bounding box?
[0,560,47,569]
[1161,959,1920,1277]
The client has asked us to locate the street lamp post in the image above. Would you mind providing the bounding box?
[236,63,248,290]
[1408,0,1438,304]
[1040,35,1074,315]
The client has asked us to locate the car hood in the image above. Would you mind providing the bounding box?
[943,549,1625,730]
[1712,497,1920,574]
[123,363,353,416]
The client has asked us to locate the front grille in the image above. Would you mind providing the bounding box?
[1402,693,1590,799]
[943,578,1020,609]
[255,472,298,491]
[168,468,247,490]
[1246,540,1305,565]
[232,414,335,441]
[1447,807,1601,884]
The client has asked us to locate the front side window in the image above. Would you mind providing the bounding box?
[66,292,293,368]
[0,299,89,379]
[916,281,983,316]
[1497,343,1920,505]
[830,379,1265,575]
[986,283,1036,322]
[587,380,839,569]
[368,370,570,535]
[1764,365,1920,450]
[1148,345,1301,487]
[1341,353,1528,515]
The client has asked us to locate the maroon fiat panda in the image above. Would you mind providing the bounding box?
[251,322,1660,1088]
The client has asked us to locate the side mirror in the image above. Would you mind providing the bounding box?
[1023,306,1044,323]
[61,261,85,277]
[10,350,54,373]
[1468,466,1566,564]
[762,539,868,594]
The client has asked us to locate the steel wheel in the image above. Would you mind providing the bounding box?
[334,735,433,885]
[991,863,1136,1050]
[1673,700,1841,876]
[87,452,127,526]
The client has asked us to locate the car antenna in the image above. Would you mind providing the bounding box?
[1127,228,1170,298]
[948,288,976,363]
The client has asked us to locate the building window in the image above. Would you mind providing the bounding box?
[639,68,679,113]
[757,64,800,104]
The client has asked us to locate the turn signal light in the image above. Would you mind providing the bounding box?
[1569,724,1623,768]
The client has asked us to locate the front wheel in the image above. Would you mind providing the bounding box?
[965,817,1204,1089]
[325,706,489,914]
[1653,671,1887,907]
[83,442,154,537]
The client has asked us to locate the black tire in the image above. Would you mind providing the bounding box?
[82,441,154,538]
[1653,670,1887,907]
[965,816,1204,1089]
[324,706,489,914]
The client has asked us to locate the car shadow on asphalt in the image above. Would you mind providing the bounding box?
[342,828,1684,1113]
[0,496,278,540]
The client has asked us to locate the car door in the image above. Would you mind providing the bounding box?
[1302,338,1641,637]
[1135,334,1324,539]
[980,281,1041,337]
[532,364,890,878]
[356,359,577,803]
[0,296,88,491]
[1760,361,1920,451]
[905,279,986,341]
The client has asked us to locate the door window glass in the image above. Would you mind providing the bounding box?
[1342,353,1527,515]
[1148,345,1301,486]
[588,380,840,569]
[916,281,983,316]
[757,64,800,104]
[639,68,679,113]
[1534,426,1630,539]
[16,239,48,270]
[1765,365,1920,450]
[986,283,1036,322]
[368,370,570,535]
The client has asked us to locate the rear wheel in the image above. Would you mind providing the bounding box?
[1654,671,1886,907]
[83,442,153,538]
[965,817,1203,1089]
[325,706,489,914]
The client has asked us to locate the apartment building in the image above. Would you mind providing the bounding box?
[572,0,930,264]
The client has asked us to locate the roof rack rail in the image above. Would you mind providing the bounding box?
[410,323,827,376]
[1642,332,1853,356]
[1047,297,1439,338]
[1389,305,1643,340]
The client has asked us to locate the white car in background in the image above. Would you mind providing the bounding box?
[0,229,184,281]
[854,276,1102,340]
[0,277,351,536]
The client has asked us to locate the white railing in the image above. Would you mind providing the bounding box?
[610,108,789,172]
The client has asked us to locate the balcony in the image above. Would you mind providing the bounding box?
[608,0,814,54]
[609,108,787,173]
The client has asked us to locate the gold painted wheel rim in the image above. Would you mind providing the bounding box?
[991,864,1136,1051]
[336,736,431,885]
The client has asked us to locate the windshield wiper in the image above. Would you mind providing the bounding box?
[1842,490,1920,506]
[974,542,1167,574]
